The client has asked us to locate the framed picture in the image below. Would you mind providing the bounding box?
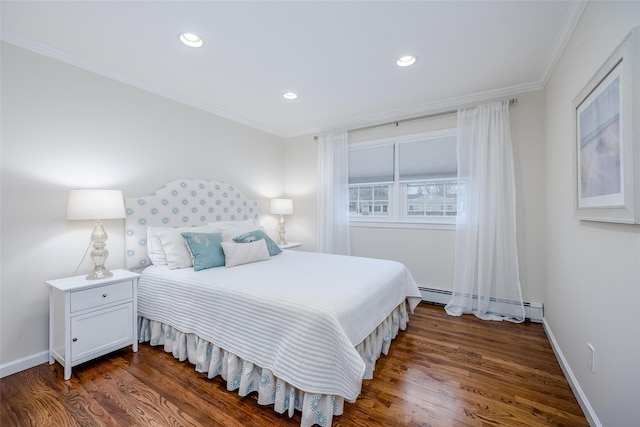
[573,27,640,224]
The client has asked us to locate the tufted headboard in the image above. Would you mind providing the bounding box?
[124,179,260,271]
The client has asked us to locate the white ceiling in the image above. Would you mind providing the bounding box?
[1,1,585,137]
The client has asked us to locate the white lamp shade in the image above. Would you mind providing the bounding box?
[270,198,293,215]
[67,189,126,220]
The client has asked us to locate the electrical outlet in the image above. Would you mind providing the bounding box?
[587,343,596,374]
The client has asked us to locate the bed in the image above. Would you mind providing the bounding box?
[124,179,422,427]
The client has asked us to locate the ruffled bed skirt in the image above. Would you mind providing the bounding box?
[138,301,410,427]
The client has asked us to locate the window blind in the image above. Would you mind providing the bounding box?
[348,144,394,184]
[398,135,457,181]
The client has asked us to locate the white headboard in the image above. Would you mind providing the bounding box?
[124,179,260,271]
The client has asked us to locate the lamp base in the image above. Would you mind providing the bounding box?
[277,215,287,245]
[86,220,113,280]
[86,266,113,280]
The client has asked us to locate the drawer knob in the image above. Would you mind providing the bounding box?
[72,338,78,342]
[102,293,108,298]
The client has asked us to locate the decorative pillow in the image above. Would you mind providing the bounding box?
[233,229,282,256]
[181,232,225,271]
[154,226,214,269]
[221,240,270,268]
[146,227,168,265]
[219,225,262,242]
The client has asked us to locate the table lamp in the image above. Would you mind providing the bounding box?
[269,198,293,245]
[67,189,126,279]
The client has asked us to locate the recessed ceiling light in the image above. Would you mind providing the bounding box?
[282,92,298,100]
[396,55,417,67]
[180,33,203,48]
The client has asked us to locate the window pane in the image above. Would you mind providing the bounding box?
[349,144,394,184]
[406,183,423,216]
[348,184,390,217]
[374,185,388,199]
[425,183,443,199]
[349,187,358,200]
[403,179,457,218]
[375,204,389,215]
[445,182,457,199]
[359,187,372,200]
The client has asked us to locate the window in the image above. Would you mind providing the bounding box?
[348,144,393,217]
[348,130,457,226]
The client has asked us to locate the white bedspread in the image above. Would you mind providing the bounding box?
[137,250,422,401]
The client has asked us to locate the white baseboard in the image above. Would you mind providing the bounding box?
[0,350,49,378]
[418,286,544,322]
[543,318,601,427]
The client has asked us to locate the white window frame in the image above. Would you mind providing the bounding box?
[348,129,457,230]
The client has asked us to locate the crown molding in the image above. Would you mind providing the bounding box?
[538,0,588,87]
[287,81,543,139]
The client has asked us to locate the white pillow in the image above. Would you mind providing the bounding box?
[206,220,264,242]
[207,219,254,231]
[221,239,270,268]
[146,227,168,265]
[153,226,214,269]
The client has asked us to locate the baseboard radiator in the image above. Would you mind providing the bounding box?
[418,286,544,323]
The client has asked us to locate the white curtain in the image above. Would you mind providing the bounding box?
[317,131,350,255]
[445,100,525,323]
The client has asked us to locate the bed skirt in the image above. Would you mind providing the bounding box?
[138,300,410,427]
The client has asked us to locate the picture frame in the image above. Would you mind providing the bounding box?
[573,27,640,224]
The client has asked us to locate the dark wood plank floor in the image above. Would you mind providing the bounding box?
[1,303,587,426]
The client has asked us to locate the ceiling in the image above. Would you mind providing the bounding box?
[1,1,585,138]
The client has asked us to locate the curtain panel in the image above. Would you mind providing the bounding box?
[445,100,525,323]
[317,131,350,255]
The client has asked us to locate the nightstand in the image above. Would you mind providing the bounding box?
[279,242,302,250]
[47,269,140,380]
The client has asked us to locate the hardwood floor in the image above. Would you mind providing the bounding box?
[1,303,588,426]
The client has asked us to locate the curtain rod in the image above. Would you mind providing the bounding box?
[313,97,517,140]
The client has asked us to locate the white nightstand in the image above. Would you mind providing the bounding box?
[279,242,302,250]
[47,269,140,380]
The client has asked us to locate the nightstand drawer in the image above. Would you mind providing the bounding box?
[70,281,132,312]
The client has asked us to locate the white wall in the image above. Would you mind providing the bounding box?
[285,90,547,305]
[0,43,285,371]
[283,134,318,250]
[544,2,640,426]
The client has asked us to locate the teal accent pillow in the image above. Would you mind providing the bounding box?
[181,232,225,271]
[233,229,282,256]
